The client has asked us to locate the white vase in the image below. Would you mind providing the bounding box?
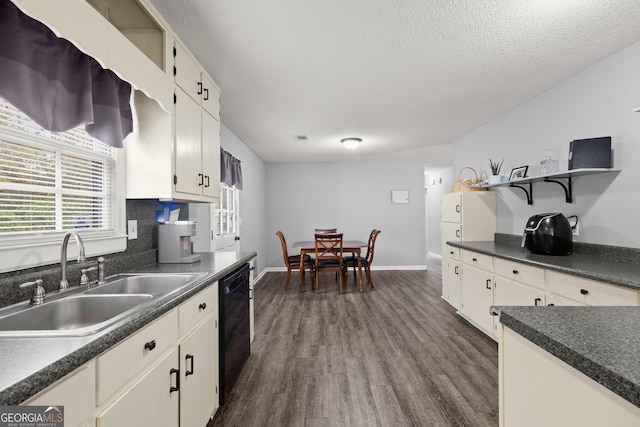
[489,175,502,185]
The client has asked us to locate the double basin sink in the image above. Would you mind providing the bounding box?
[0,273,205,338]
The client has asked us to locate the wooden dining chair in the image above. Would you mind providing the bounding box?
[344,229,381,288]
[276,231,314,291]
[313,232,344,293]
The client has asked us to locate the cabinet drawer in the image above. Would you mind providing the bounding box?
[547,271,638,306]
[97,309,178,404]
[463,250,493,272]
[179,282,217,337]
[494,258,545,290]
[446,245,461,261]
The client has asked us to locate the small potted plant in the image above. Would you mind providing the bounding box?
[489,159,504,185]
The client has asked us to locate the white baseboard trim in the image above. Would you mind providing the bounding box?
[262,265,428,273]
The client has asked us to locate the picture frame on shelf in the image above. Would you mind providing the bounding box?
[509,165,529,180]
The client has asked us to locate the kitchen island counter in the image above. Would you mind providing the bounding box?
[497,305,640,419]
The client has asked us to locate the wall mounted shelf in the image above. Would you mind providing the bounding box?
[483,168,621,205]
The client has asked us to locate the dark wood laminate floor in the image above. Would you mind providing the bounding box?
[211,269,498,427]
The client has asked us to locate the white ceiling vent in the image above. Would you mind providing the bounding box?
[294,135,310,142]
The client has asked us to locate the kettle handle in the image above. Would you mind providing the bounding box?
[521,232,528,248]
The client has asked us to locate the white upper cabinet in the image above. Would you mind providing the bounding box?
[173,39,221,201]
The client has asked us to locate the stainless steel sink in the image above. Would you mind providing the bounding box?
[85,273,203,296]
[0,273,205,338]
[0,294,153,337]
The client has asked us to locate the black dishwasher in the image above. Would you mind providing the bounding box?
[219,263,251,404]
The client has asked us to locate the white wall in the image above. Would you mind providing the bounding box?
[266,161,427,268]
[451,40,640,248]
[220,124,268,273]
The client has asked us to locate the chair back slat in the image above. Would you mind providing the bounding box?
[314,228,337,234]
[314,232,343,261]
[365,229,381,263]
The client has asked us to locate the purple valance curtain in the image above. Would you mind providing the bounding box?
[220,148,243,190]
[0,0,133,148]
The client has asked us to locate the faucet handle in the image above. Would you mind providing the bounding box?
[81,266,98,286]
[20,279,45,305]
[97,257,106,286]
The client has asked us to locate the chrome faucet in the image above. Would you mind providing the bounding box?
[59,230,86,291]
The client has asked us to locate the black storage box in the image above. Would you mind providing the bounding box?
[568,136,612,170]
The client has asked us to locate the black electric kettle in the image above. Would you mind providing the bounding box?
[521,213,573,255]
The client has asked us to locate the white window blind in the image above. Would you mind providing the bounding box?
[0,98,114,237]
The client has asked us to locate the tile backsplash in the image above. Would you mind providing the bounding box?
[0,199,188,309]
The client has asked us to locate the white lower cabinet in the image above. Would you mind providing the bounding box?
[460,264,494,335]
[97,347,180,427]
[499,327,640,427]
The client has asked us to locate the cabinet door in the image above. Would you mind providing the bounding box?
[180,316,218,427]
[459,192,496,240]
[447,260,461,310]
[174,41,202,103]
[493,277,545,336]
[97,347,179,427]
[441,193,462,223]
[442,222,462,244]
[461,264,494,334]
[201,111,220,198]
[175,87,202,195]
[23,361,95,427]
[201,74,220,119]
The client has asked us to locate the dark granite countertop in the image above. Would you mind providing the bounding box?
[447,238,640,291]
[0,251,256,405]
[497,306,640,409]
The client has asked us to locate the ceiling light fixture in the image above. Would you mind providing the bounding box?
[340,137,361,149]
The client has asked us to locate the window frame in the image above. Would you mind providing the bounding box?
[0,105,127,273]
[215,184,239,237]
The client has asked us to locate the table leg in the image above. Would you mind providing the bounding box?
[356,249,364,292]
[298,251,305,293]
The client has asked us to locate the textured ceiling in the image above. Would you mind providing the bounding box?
[148,0,640,169]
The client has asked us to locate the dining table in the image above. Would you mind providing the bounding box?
[292,239,368,292]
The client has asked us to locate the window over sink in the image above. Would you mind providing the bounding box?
[0,98,126,273]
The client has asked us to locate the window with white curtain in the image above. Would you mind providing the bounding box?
[0,97,126,272]
[215,184,238,236]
